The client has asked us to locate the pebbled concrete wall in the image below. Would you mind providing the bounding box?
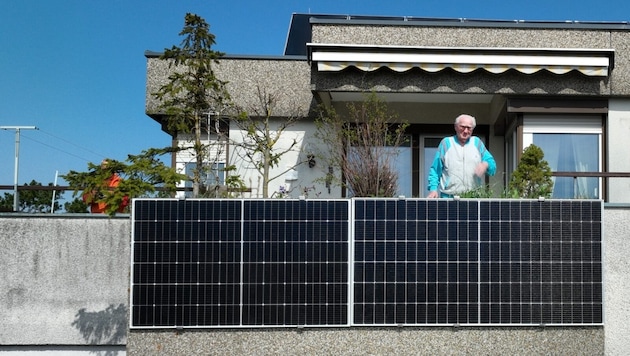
[125,205,628,356]
[2,206,629,355]
[602,206,630,355]
[0,214,129,354]
[127,327,603,356]
[145,57,315,118]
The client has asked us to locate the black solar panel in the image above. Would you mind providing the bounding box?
[353,199,602,326]
[130,198,603,329]
[353,199,480,325]
[241,199,349,326]
[478,200,602,324]
[132,199,243,327]
[131,199,350,328]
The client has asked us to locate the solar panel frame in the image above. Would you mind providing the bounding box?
[130,198,603,329]
[130,198,352,329]
[352,199,481,326]
[351,198,603,327]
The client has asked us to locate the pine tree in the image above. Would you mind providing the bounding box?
[153,13,229,198]
[509,144,553,198]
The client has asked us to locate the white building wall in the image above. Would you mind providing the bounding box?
[607,99,630,203]
[228,119,340,199]
[173,119,342,199]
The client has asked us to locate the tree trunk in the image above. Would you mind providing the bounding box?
[193,113,203,198]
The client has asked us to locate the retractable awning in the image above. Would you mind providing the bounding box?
[309,44,613,77]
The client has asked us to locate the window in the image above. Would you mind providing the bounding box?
[421,137,442,195]
[521,115,602,199]
[391,139,412,197]
[184,162,226,197]
[346,135,412,198]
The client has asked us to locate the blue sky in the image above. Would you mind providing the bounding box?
[2,0,630,201]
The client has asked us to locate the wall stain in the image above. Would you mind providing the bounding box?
[6,287,25,308]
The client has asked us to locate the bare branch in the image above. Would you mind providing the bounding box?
[228,84,305,197]
[315,92,409,197]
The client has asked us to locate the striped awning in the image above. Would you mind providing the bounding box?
[309,45,613,77]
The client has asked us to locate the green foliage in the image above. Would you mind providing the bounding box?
[62,147,187,216]
[0,180,63,213]
[64,197,89,213]
[509,144,553,198]
[315,92,409,197]
[221,164,248,198]
[459,185,495,198]
[153,13,231,197]
[196,164,247,198]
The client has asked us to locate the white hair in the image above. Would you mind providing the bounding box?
[455,114,476,128]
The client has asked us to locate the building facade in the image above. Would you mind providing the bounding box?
[146,14,630,201]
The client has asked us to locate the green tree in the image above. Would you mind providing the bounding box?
[153,13,230,198]
[63,147,186,216]
[64,197,89,213]
[0,180,63,213]
[508,144,553,198]
[315,92,409,197]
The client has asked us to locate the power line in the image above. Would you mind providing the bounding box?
[37,129,107,159]
[20,132,104,163]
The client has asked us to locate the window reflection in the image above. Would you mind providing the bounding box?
[391,145,412,197]
[346,135,412,198]
[185,162,226,198]
[533,133,599,199]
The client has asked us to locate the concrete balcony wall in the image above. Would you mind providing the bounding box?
[0,214,129,355]
[1,205,629,355]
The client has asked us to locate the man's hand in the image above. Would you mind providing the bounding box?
[474,161,489,177]
[427,190,439,198]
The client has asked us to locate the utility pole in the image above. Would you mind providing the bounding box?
[0,126,38,212]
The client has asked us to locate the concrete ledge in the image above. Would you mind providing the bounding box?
[127,327,603,355]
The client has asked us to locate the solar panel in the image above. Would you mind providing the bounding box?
[131,199,243,327]
[131,198,603,329]
[241,199,350,326]
[131,199,350,328]
[352,199,602,326]
[353,199,480,325]
[478,200,602,325]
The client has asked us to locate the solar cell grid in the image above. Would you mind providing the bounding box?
[131,200,243,327]
[478,200,603,325]
[352,199,479,325]
[131,198,603,328]
[241,200,349,326]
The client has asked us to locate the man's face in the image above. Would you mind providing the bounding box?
[455,117,474,144]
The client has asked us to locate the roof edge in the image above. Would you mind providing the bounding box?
[305,13,630,30]
[144,50,306,61]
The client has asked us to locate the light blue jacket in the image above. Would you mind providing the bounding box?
[428,135,496,196]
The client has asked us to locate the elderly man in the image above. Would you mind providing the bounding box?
[427,114,496,198]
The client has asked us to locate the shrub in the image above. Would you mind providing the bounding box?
[509,144,553,198]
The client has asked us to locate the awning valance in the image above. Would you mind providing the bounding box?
[309,44,613,77]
